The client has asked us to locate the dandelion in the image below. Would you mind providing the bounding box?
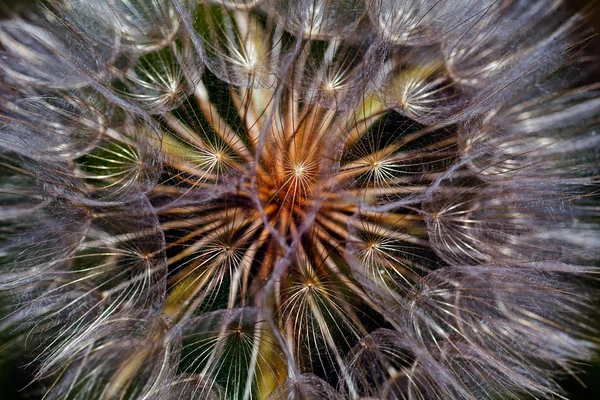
[0,0,599,399]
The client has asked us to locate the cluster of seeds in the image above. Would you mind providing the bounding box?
[0,1,599,399]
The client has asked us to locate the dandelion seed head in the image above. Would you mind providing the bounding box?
[0,0,599,399]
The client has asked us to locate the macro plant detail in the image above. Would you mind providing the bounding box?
[0,0,598,399]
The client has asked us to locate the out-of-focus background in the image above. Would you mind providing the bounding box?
[542,1,600,398]
[0,0,598,399]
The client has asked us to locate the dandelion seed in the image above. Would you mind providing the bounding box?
[0,0,599,399]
